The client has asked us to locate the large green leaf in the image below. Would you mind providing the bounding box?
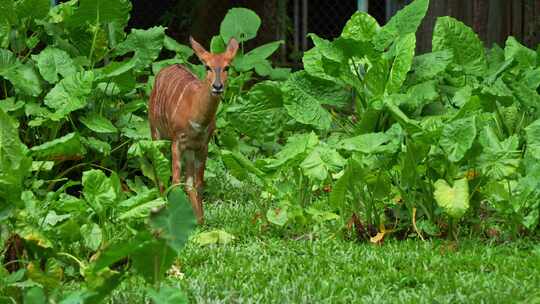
[478,126,520,179]
[119,114,151,139]
[163,35,193,59]
[385,33,416,94]
[131,238,176,284]
[0,18,9,48]
[0,0,16,26]
[80,223,103,251]
[149,187,197,253]
[283,71,347,130]
[506,77,540,110]
[118,188,159,209]
[79,113,117,133]
[406,80,439,109]
[15,0,49,21]
[341,11,380,41]
[300,145,345,181]
[44,71,94,120]
[92,232,153,271]
[95,60,136,79]
[210,35,226,53]
[412,50,453,80]
[220,8,261,43]
[0,49,42,96]
[0,109,32,206]
[365,57,390,97]
[267,132,319,169]
[525,119,540,160]
[30,132,86,160]
[266,207,288,226]
[523,67,540,90]
[114,26,165,70]
[433,178,470,219]
[233,41,282,72]
[128,140,170,188]
[303,35,339,82]
[221,150,265,181]
[66,0,131,28]
[329,163,351,210]
[118,197,165,220]
[373,0,429,50]
[82,169,117,215]
[82,137,111,155]
[439,117,477,162]
[504,36,537,69]
[31,47,78,83]
[228,81,286,139]
[338,132,397,154]
[23,287,46,304]
[432,16,487,76]
[329,158,366,211]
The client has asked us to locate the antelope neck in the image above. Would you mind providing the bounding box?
[191,80,221,126]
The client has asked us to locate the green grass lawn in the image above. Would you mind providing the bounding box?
[112,200,540,303]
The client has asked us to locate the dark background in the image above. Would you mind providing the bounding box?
[124,0,540,65]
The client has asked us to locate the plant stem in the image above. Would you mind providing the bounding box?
[89,18,100,69]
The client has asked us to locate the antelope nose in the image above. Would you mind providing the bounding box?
[212,83,223,92]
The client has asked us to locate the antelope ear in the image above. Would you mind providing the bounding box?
[190,36,210,62]
[225,38,239,60]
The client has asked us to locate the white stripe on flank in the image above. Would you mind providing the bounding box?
[172,79,196,118]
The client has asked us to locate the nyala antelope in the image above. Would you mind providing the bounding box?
[149,37,239,224]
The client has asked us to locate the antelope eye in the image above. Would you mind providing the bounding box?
[205,65,211,71]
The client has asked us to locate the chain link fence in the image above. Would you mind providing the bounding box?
[149,0,407,66]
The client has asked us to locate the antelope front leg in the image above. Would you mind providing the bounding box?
[171,139,182,185]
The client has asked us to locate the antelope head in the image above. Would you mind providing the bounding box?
[189,36,239,96]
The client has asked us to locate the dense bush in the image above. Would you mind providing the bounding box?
[223,0,540,242]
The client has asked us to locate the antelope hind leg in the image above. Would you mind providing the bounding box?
[193,147,208,223]
[185,150,204,224]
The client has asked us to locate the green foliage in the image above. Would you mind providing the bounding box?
[114,26,165,70]
[0,1,200,302]
[385,33,416,93]
[282,71,343,130]
[150,188,197,253]
[373,0,429,50]
[220,0,540,239]
[433,16,487,75]
[433,178,470,219]
[0,109,31,208]
[341,11,380,41]
[220,7,261,43]
[439,117,477,162]
[44,71,94,120]
[66,0,131,28]
[31,47,79,83]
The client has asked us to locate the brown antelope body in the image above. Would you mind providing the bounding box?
[149,37,238,224]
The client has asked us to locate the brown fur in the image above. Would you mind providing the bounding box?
[148,37,238,224]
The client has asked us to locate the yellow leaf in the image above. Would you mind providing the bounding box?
[370,232,385,244]
[370,223,395,244]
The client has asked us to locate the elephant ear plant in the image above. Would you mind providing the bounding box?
[221,0,540,241]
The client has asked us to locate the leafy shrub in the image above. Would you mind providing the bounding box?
[222,0,540,242]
